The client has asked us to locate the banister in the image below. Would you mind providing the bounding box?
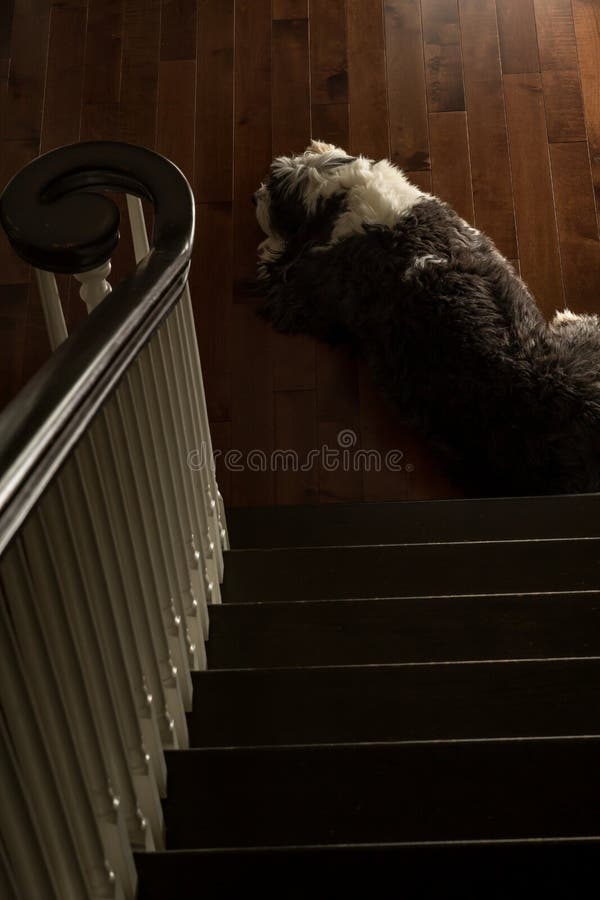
[0,141,195,555]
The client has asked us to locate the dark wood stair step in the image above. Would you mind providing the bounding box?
[162,738,600,849]
[135,840,600,900]
[222,538,600,603]
[228,494,600,549]
[207,592,600,669]
[188,659,600,748]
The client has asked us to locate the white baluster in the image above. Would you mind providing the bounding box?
[74,261,112,311]
[126,194,228,587]
[34,269,68,349]
[0,572,124,900]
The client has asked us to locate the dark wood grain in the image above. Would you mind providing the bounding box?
[157,60,195,190]
[230,0,273,505]
[190,659,600,746]
[160,0,196,60]
[191,202,232,421]
[385,0,429,169]
[347,0,389,159]
[429,110,474,221]
[496,0,540,74]
[274,389,318,505]
[310,0,348,106]
[40,1,86,153]
[222,538,600,603]
[503,73,564,316]
[534,0,579,71]
[421,0,465,113]
[573,0,600,231]
[208,591,600,669]
[311,103,350,148]
[273,0,308,19]
[542,69,587,143]
[164,739,600,848]
[2,0,50,141]
[550,141,600,313]
[83,0,122,106]
[195,0,234,203]
[227,492,600,548]
[459,0,517,258]
[137,841,600,900]
[271,16,315,395]
[119,0,161,148]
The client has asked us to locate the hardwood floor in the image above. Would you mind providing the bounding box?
[0,0,599,505]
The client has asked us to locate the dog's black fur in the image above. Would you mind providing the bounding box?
[258,166,600,496]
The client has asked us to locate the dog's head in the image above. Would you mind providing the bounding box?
[254,140,371,249]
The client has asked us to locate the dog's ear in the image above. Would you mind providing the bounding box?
[319,154,358,170]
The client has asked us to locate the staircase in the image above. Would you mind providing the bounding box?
[135,495,600,899]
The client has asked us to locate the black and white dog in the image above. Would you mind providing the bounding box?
[254,140,600,496]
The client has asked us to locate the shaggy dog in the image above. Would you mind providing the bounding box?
[254,140,600,496]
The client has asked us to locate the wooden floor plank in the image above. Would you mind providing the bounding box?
[271,15,315,394]
[542,69,587,143]
[458,0,517,258]
[503,73,564,316]
[429,110,474,222]
[573,0,600,232]
[533,0,579,72]
[347,0,389,159]
[232,0,270,297]
[40,1,86,154]
[230,0,274,505]
[549,141,600,313]
[82,0,122,108]
[310,0,348,108]
[496,0,540,74]
[274,390,318,505]
[2,0,50,141]
[421,0,465,113]
[157,59,196,190]
[384,0,429,169]
[273,0,308,19]
[195,0,234,203]
[160,0,197,60]
[119,0,161,149]
[190,202,232,423]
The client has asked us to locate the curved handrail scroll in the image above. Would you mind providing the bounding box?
[0,141,195,554]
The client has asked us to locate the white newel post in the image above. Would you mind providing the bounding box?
[74,261,113,311]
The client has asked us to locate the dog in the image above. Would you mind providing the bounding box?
[254,140,600,496]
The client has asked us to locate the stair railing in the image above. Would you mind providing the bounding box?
[0,141,228,900]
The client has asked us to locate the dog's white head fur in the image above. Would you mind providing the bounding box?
[256,140,425,262]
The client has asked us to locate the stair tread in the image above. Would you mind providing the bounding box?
[135,840,600,900]
[188,658,600,747]
[228,494,600,549]
[162,738,600,849]
[222,538,600,603]
[207,591,600,668]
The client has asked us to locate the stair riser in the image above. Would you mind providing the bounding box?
[135,841,600,900]
[222,539,600,603]
[163,739,600,849]
[189,659,600,747]
[207,593,600,668]
[228,495,600,549]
